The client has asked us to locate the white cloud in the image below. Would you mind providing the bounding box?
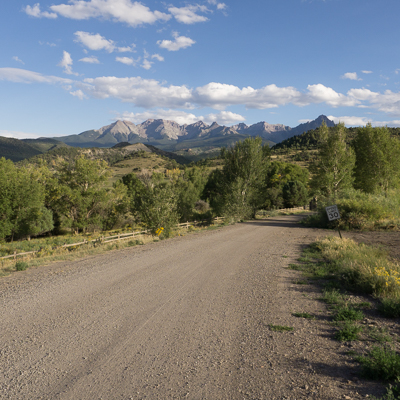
[80,76,193,108]
[305,84,357,107]
[328,116,400,127]
[168,5,209,24]
[217,3,227,10]
[0,67,72,85]
[157,33,195,51]
[74,32,135,53]
[362,70,373,74]
[79,56,100,64]
[194,82,302,110]
[0,130,40,139]
[24,3,57,18]
[327,115,371,126]
[39,41,57,47]
[203,111,245,125]
[141,59,153,70]
[151,53,164,62]
[50,0,170,27]
[118,109,203,125]
[12,56,24,65]
[58,51,78,75]
[70,89,87,99]
[116,56,138,66]
[341,72,362,81]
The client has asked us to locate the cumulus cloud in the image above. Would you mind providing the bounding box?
[341,72,362,81]
[70,89,87,99]
[151,53,164,62]
[168,5,209,24]
[305,84,357,107]
[203,111,245,125]
[12,56,24,65]
[79,76,193,108]
[116,56,138,66]
[157,33,195,51]
[74,31,134,53]
[141,59,153,70]
[79,56,100,63]
[58,51,78,75]
[117,109,203,125]
[362,70,373,74]
[328,115,400,127]
[49,0,170,26]
[0,67,72,85]
[24,3,57,18]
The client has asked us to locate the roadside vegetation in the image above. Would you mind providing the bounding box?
[291,237,400,399]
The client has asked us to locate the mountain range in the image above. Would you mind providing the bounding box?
[53,115,335,151]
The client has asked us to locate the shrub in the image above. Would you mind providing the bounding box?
[335,322,363,341]
[15,261,28,271]
[356,346,400,381]
[378,298,400,318]
[333,306,364,321]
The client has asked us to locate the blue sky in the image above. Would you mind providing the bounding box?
[1,0,400,138]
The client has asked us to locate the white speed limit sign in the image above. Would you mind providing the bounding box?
[325,205,341,221]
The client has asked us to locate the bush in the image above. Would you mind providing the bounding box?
[333,306,364,321]
[303,189,400,231]
[15,261,28,271]
[335,322,363,341]
[356,346,400,381]
[378,298,400,318]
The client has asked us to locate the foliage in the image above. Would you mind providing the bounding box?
[378,298,400,319]
[353,124,400,193]
[50,156,118,233]
[125,172,179,237]
[282,180,309,208]
[356,346,400,381]
[335,322,363,341]
[310,122,355,198]
[0,158,54,241]
[303,189,400,230]
[333,306,364,321]
[206,137,270,220]
[15,261,29,271]
[269,324,294,332]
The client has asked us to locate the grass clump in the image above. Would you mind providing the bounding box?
[333,305,364,321]
[15,261,29,271]
[356,346,400,381]
[269,324,294,332]
[292,312,315,319]
[322,288,345,305]
[378,298,400,318]
[335,322,363,341]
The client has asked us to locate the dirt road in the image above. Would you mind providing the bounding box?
[0,216,378,399]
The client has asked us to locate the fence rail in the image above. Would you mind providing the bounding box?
[0,217,225,262]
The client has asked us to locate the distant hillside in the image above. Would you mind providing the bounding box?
[17,142,190,168]
[0,136,42,162]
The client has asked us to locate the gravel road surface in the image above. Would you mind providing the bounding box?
[0,216,377,399]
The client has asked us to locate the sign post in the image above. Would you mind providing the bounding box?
[325,205,342,239]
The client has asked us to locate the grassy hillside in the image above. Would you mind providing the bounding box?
[0,136,42,162]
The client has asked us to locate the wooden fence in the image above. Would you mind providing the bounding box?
[0,217,225,262]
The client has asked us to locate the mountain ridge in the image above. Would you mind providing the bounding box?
[53,115,335,150]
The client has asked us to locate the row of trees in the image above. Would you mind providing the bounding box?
[2,123,398,241]
[310,123,400,198]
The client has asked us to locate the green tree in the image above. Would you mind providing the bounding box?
[0,159,53,241]
[216,137,271,220]
[310,122,355,198]
[53,156,111,233]
[282,181,309,208]
[353,124,400,193]
[124,172,179,236]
